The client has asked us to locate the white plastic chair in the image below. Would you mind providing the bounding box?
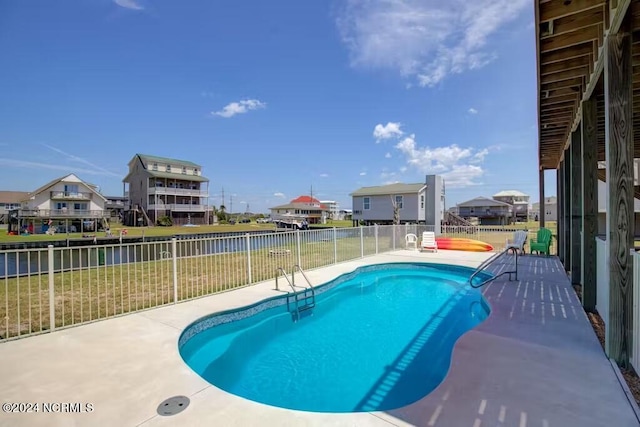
[421,231,438,252]
[405,233,418,250]
[506,230,528,254]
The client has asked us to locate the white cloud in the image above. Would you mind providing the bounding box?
[373,122,403,142]
[359,171,367,176]
[468,107,478,114]
[273,192,285,198]
[336,0,528,86]
[394,134,488,187]
[114,0,143,10]
[212,99,266,118]
[400,166,408,173]
[385,152,392,158]
[320,173,329,178]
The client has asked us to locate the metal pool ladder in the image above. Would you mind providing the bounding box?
[468,247,519,288]
[275,265,316,321]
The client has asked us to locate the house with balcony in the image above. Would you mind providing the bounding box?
[123,154,210,226]
[7,174,108,234]
[492,190,530,222]
[456,196,513,225]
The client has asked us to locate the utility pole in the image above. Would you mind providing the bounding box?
[221,187,225,207]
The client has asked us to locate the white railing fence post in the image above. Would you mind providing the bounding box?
[172,237,178,303]
[246,233,252,284]
[333,227,338,264]
[393,225,396,250]
[48,245,55,332]
[375,224,379,254]
[296,229,302,267]
[360,226,364,258]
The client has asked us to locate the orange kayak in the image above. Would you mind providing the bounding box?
[435,237,494,252]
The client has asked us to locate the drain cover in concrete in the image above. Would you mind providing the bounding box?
[157,396,190,416]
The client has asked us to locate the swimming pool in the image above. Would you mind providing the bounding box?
[179,263,491,413]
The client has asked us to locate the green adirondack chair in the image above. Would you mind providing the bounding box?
[530,228,553,256]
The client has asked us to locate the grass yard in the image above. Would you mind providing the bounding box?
[0,235,371,340]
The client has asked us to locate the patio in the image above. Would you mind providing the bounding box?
[0,250,637,427]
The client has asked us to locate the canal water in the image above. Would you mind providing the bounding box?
[0,228,361,279]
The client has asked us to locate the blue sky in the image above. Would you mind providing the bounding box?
[0,0,554,213]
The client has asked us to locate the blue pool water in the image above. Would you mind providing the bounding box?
[179,263,491,413]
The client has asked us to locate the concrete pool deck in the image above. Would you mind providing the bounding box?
[0,250,638,426]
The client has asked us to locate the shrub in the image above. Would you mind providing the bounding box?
[156,216,173,226]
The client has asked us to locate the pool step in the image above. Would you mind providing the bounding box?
[290,289,316,322]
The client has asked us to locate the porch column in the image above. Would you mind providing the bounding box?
[570,129,582,285]
[563,152,571,270]
[581,97,598,312]
[539,169,545,228]
[556,167,562,257]
[604,23,634,365]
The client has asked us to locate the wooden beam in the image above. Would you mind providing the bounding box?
[540,0,605,23]
[541,8,603,38]
[604,25,634,366]
[541,55,593,75]
[540,42,595,65]
[581,97,598,312]
[541,66,591,84]
[570,129,582,286]
[542,77,585,91]
[541,93,580,105]
[540,24,601,53]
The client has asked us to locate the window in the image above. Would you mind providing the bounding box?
[64,184,79,195]
[182,166,187,174]
[74,203,87,210]
[152,163,158,171]
[363,197,370,210]
[420,195,424,209]
[194,168,199,175]
[56,202,67,210]
[167,164,172,172]
[395,195,403,209]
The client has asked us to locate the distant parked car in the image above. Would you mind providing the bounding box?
[239,218,251,223]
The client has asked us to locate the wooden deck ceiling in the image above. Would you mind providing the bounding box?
[536,0,640,170]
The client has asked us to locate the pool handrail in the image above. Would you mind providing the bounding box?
[292,264,314,291]
[275,267,297,293]
[469,247,519,288]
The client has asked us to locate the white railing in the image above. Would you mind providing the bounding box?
[148,187,208,197]
[596,237,610,354]
[0,224,545,342]
[148,204,207,212]
[632,252,640,372]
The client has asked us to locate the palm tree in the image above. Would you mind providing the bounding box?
[218,204,227,221]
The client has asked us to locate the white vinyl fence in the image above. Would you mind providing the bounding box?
[0,224,536,341]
